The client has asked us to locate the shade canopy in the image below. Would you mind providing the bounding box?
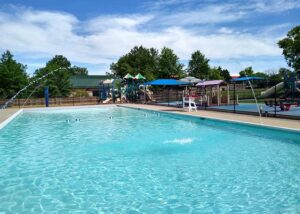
[124,73,134,79]
[102,79,114,84]
[196,80,224,87]
[143,79,188,86]
[180,76,201,83]
[134,73,146,80]
[231,77,264,82]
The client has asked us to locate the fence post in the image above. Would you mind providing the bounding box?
[274,82,277,117]
[168,88,170,106]
[233,82,236,113]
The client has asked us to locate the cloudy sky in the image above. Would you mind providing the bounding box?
[0,0,299,75]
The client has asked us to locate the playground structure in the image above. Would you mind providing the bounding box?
[142,79,231,108]
[261,70,300,111]
[123,73,146,102]
[195,80,230,107]
[98,79,121,104]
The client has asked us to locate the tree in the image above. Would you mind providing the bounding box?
[71,66,88,75]
[239,67,254,77]
[0,50,28,99]
[267,68,291,83]
[187,51,210,79]
[254,72,268,78]
[278,25,300,71]
[278,67,292,77]
[110,46,159,80]
[208,67,222,80]
[157,47,184,78]
[218,66,231,82]
[34,55,73,97]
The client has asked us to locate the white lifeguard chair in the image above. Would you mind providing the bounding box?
[183,97,197,112]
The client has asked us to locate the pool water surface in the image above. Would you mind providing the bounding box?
[0,106,299,213]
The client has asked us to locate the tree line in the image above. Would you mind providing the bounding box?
[0,25,299,99]
[109,47,232,81]
[109,25,300,83]
[0,52,88,99]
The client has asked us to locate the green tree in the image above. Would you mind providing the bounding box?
[254,72,268,78]
[0,50,28,99]
[267,68,291,83]
[278,67,292,77]
[187,51,210,79]
[208,67,222,80]
[157,47,184,78]
[278,25,300,70]
[239,67,254,77]
[217,66,231,81]
[110,46,159,80]
[34,55,73,97]
[71,66,88,75]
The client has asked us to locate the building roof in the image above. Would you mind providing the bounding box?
[70,75,110,89]
[196,80,224,86]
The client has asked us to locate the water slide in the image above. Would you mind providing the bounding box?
[261,81,300,98]
[103,98,112,104]
[260,82,284,98]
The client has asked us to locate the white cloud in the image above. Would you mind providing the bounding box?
[157,4,246,26]
[0,6,289,74]
[251,0,300,13]
[86,15,153,32]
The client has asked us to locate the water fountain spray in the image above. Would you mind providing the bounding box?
[1,67,67,110]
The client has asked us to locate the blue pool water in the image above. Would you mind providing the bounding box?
[0,106,299,213]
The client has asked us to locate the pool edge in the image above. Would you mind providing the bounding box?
[118,105,300,134]
[0,109,23,130]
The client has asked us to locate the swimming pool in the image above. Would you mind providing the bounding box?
[0,106,299,213]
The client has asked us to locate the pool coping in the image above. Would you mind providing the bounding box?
[0,109,23,129]
[118,104,300,133]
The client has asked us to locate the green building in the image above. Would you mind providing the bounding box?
[70,75,109,97]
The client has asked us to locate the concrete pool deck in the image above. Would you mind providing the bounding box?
[118,104,300,131]
[1,104,300,131]
[0,108,22,129]
[0,108,20,122]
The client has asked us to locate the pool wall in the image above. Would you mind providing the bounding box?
[119,105,300,135]
[0,105,117,129]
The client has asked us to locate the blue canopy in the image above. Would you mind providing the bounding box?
[143,79,188,86]
[231,77,264,82]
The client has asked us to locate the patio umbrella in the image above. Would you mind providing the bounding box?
[180,76,201,96]
[180,76,201,84]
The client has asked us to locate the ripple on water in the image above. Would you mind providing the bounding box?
[0,107,299,213]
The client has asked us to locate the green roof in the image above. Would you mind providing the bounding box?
[70,75,110,89]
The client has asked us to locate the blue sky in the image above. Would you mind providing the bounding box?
[0,0,299,75]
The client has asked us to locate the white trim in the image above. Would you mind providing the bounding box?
[0,109,23,130]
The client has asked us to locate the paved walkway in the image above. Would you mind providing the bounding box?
[0,108,20,124]
[119,104,300,131]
